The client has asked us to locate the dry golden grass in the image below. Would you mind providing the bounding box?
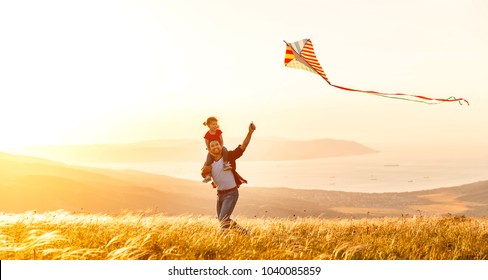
[1,210,487,260]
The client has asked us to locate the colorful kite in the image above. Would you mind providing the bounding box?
[284,38,469,105]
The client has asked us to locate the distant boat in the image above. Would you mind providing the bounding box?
[384,164,400,167]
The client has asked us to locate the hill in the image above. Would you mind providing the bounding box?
[0,152,487,217]
[7,137,377,163]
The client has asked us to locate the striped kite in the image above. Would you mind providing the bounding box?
[284,38,469,105]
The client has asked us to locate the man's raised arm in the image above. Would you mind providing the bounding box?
[240,122,256,151]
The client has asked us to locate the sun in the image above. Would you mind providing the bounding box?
[0,1,164,149]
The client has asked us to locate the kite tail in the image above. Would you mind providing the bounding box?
[446,96,470,106]
[330,84,469,105]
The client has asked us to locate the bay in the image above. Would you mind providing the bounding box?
[84,151,488,193]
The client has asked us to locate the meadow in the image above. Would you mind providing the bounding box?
[1,210,487,260]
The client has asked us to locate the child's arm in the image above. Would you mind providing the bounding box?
[219,135,224,146]
[205,138,210,150]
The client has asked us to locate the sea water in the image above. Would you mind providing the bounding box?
[84,151,488,193]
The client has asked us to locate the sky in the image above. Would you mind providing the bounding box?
[1,0,487,155]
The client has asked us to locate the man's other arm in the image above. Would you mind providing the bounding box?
[240,122,256,151]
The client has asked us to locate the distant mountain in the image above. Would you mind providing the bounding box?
[8,137,377,163]
[1,152,487,218]
[244,138,377,161]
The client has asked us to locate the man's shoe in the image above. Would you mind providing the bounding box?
[240,229,251,236]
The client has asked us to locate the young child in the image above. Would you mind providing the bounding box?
[202,116,232,183]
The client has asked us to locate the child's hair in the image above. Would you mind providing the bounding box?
[203,116,218,127]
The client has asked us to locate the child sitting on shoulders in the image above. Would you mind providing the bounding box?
[201,116,232,183]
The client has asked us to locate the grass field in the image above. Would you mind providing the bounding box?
[1,210,487,260]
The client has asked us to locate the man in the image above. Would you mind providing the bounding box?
[201,122,256,234]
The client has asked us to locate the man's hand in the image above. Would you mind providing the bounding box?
[249,122,256,133]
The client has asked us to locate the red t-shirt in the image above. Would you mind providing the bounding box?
[204,129,222,144]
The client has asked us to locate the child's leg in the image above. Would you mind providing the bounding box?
[204,152,214,167]
[202,153,214,182]
[222,146,229,163]
[201,165,212,183]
